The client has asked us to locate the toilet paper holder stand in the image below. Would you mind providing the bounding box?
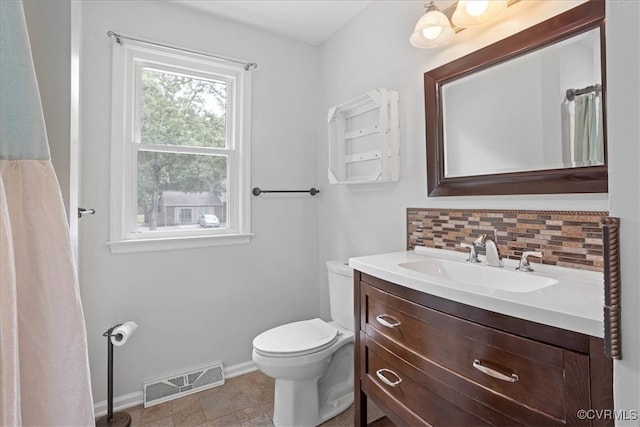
[95,324,132,427]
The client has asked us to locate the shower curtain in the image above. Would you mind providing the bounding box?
[0,1,94,425]
[573,92,604,163]
[561,91,604,165]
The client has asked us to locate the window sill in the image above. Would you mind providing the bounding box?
[107,233,254,254]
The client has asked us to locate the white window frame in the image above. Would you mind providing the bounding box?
[108,41,252,253]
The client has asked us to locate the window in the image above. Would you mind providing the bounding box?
[109,40,252,252]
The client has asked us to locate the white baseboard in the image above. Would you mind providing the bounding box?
[93,360,257,417]
[94,391,143,418]
[223,360,257,379]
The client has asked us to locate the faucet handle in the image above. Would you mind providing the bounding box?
[461,242,480,263]
[474,234,487,245]
[524,251,543,258]
[517,251,543,272]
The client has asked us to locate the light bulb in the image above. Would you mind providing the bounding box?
[452,0,508,28]
[422,26,443,40]
[410,2,455,48]
[465,1,489,17]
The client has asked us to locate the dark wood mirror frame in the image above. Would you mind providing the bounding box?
[425,0,607,197]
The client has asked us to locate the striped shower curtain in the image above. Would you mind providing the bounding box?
[0,1,94,425]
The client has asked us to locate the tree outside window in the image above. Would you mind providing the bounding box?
[137,69,228,232]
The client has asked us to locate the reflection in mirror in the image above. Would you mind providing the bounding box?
[442,28,603,178]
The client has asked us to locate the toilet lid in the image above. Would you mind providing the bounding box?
[253,318,339,357]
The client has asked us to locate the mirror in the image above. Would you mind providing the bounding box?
[443,29,603,178]
[425,1,607,196]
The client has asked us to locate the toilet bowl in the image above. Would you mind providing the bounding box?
[252,260,354,427]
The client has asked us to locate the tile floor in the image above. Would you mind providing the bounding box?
[123,370,385,427]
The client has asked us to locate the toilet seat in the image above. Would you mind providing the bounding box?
[253,318,339,358]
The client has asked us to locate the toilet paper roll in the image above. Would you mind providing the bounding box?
[110,321,138,346]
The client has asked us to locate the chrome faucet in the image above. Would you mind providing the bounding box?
[460,242,481,263]
[516,251,543,272]
[474,234,503,268]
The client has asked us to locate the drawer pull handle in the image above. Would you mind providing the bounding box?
[376,369,403,388]
[375,314,401,328]
[473,359,519,383]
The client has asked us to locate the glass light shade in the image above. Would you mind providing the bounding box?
[410,5,455,48]
[452,0,508,28]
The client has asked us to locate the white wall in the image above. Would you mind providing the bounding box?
[78,1,321,403]
[26,0,638,414]
[317,0,606,316]
[606,0,640,419]
[443,57,544,176]
[318,0,638,415]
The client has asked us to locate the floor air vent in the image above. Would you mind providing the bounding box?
[143,362,224,407]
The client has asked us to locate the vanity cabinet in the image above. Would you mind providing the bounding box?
[354,271,613,427]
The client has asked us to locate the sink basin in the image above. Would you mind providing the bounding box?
[398,258,557,293]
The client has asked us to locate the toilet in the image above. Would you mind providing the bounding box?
[252,260,354,427]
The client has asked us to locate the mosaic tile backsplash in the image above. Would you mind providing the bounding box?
[407,208,609,272]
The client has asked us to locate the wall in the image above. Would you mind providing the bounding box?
[25,0,638,415]
[22,0,71,219]
[23,0,80,260]
[79,1,321,403]
[605,0,640,419]
[318,0,638,416]
[318,0,605,315]
[443,56,543,176]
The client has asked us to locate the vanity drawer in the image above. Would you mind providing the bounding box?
[364,336,505,426]
[361,284,590,424]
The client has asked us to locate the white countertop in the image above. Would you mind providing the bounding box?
[349,246,604,338]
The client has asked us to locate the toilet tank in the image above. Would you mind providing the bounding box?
[326,260,354,331]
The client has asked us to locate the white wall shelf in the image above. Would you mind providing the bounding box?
[328,88,399,184]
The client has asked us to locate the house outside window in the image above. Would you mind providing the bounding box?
[109,40,252,252]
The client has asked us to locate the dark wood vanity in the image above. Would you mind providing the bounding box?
[354,271,613,426]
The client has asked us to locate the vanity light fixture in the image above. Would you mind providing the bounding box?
[410,0,516,49]
[409,2,455,49]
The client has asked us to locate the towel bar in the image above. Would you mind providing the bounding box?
[252,187,320,196]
